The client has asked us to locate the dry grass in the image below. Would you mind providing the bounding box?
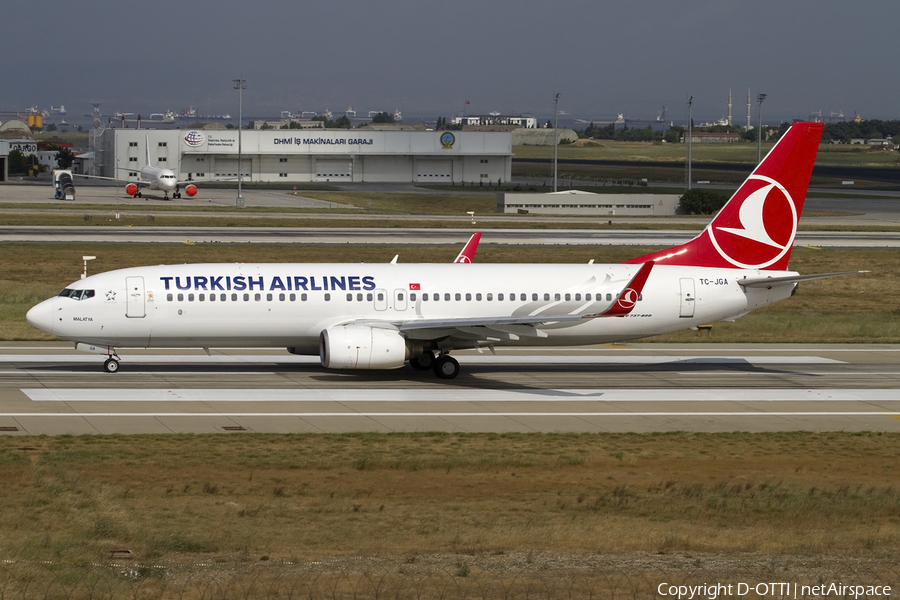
[1,432,898,566]
[3,244,897,342]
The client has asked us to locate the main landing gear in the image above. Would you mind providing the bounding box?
[409,351,460,379]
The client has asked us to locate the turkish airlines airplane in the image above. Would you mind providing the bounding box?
[27,122,859,379]
[78,135,198,200]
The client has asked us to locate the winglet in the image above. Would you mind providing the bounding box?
[598,261,654,317]
[454,232,482,263]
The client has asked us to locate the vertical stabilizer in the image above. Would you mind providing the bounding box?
[623,122,823,270]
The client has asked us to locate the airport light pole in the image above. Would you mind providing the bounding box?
[686,96,692,190]
[553,92,559,193]
[756,93,766,164]
[234,77,246,207]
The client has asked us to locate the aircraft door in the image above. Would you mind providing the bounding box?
[374,289,388,311]
[679,278,695,318]
[393,289,407,311]
[125,276,146,318]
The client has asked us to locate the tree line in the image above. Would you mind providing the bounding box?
[573,120,900,144]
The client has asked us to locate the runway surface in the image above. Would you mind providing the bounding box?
[1,343,898,435]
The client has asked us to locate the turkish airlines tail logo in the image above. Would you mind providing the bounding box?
[620,122,823,271]
[708,175,797,269]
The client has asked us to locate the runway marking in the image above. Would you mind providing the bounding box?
[21,388,900,402]
[0,354,843,368]
[1,412,899,418]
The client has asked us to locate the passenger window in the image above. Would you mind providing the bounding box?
[243,293,249,301]
[209,294,215,302]
[433,293,439,302]
[455,293,461,301]
[606,293,612,301]
[357,293,363,301]
[188,294,194,302]
[584,293,591,301]
[220,293,226,301]
[444,293,450,301]
[521,293,526,301]
[377,292,384,301]
[266,293,272,301]
[167,293,173,301]
[575,293,581,301]
[544,293,550,301]
[476,293,482,301]
[423,294,429,302]
[555,293,561,301]
[410,293,416,301]
[346,293,353,301]
[301,293,308,301]
[324,293,331,301]
[290,293,296,301]
[498,293,504,301]
[231,293,238,301]
[466,293,472,301]
[532,293,538,301]
[367,293,374,301]
[279,293,285,301]
[486,293,493,301]
[255,293,261,301]
[177,293,184,302]
[199,294,205,301]
[565,293,571,301]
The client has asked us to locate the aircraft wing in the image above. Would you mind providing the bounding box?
[72,173,146,188]
[320,261,651,345]
[738,270,868,288]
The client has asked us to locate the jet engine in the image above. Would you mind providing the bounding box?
[125,183,139,196]
[319,325,408,370]
[185,184,198,197]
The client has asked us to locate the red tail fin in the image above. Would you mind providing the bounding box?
[454,232,482,263]
[623,122,823,270]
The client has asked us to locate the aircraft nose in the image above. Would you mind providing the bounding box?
[26,299,55,335]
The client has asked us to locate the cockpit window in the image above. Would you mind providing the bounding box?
[57,288,95,300]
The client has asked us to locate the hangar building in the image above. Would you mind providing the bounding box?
[92,128,512,184]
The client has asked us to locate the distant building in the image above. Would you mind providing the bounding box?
[451,114,538,128]
[0,140,8,182]
[498,190,681,216]
[687,132,741,143]
[93,128,512,184]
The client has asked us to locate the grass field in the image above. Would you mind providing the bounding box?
[5,430,890,559]
[2,243,896,343]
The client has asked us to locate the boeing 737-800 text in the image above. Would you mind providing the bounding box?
[27,122,858,378]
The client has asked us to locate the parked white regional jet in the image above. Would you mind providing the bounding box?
[78,135,197,200]
[27,122,859,378]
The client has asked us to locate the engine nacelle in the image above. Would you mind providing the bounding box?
[125,183,139,196]
[185,184,198,197]
[319,326,408,370]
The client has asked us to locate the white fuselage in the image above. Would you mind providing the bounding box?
[27,262,795,353]
[140,165,178,193]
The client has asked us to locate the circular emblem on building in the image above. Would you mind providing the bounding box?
[183,130,206,147]
[440,132,455,149]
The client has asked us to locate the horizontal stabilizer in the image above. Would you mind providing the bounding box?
[738,270,869,288]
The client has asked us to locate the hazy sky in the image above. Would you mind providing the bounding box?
[4,0,897,124]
